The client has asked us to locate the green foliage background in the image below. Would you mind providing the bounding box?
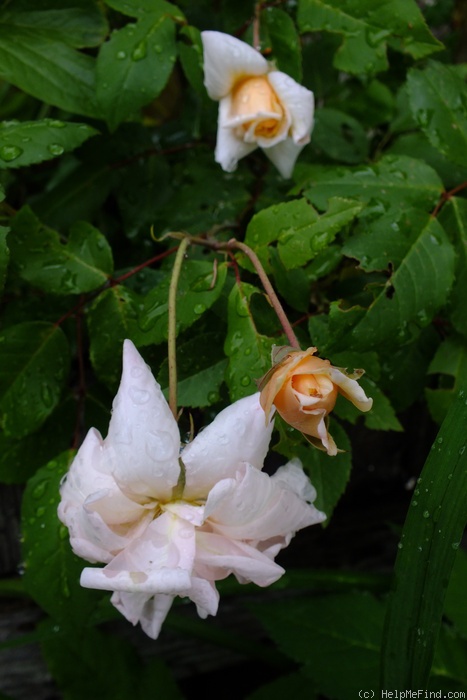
[0,0,466,698]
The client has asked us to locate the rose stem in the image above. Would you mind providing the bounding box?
[188,235,301,349]
[253,2,261,51]
[168,236,190,419]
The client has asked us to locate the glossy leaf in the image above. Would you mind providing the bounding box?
[105,0,185,20]
[96,10,177,129]
[407,61,467,168]
[296,155,443,215]
[0,2,108,48]
[312,108,369,164]
[0,322,70,438]
[348,217,455,350]
[9,208,113,294]
[244,197,362,272]
[264,7,302,83]
[253,591,384,699]
[87,285,142,388]
[297,0,442,75]
[134,260,227,346]
[158,333,228,408]
[0,226,9,295]
[0,119,98,170]
[439,198,467,338]
[22,452,104,627]
[381,388,467,689]
[224,283,277,402]
[0,26,99,117]
[425,336,467,424]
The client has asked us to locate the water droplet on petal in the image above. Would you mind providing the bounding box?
[129,387,150,405]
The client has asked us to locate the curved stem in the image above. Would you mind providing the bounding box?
[186,234,300,349]
[168,237,190,419]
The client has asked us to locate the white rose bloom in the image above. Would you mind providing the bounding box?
[202,31,315,178]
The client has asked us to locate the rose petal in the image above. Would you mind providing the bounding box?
[267,72,314,144]
[329,367,373,412]
[80,512,196,593]
[262,137,308,178]
[204,463,324,541]
[111,590,174,640]
[202,31,268,100]
[106,340,180,500]
[182,393,273,500]
[215,96,258,172]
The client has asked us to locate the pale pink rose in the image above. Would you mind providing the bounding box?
[58,340,325,639]
[202,31,314,178]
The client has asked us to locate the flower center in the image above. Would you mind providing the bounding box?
[230,76,284,138]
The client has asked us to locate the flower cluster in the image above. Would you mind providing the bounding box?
[259,346,373,455]
[202,31,314,178]
[58,341,325,639]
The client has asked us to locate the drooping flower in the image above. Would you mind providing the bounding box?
[259,346,373,456]
[58,340,325,639]
[201,31,314,178]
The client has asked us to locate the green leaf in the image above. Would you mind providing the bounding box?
[348,218,455,351]
[253,591,384,699]
[0,2,109,48]
[312,108,369,164]
[0,119,98,170]
[275,419,352,519]
[439,198,467,338]
[158,333,228,408]
[296,155,443,216]
[426,336,467,424]
[244,197,362,272]
[407,61,467,168]
[335,377,402,432]
[134,260,227,346]
[0,26,99,117]
[264,7,302,83]
[0,225,9,294]
[431,626,467,691]
[297,0,442,76]
[381,388,467,689]
[33,161,114,229]
[0,322,70,438]
[105,0,185,21]
[86,285,142,389]
[0,397,75,484]
[444,549,467,637]
[22,452,104,626]
[9,208,113,294]
[342,208,433,272]
[40,621,143,700]
[96,11,177,130]
[178,26,204,94]
[224,283,276,402]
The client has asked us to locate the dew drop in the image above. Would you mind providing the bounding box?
[0,144,23,162]
[423,510,430,519]
[207,391,219,404]
[129,387,150,405]
[194,303,206,315]
[132,41,147,61]
[41,383,53,407]
[397,542,403,549]
[48,143,65,156]
[131,366,144,379]
[117,50,127,60]
[240,375,251,387]
[49,120,66,128]
[32,481,47,500]
[36,506,46,517]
